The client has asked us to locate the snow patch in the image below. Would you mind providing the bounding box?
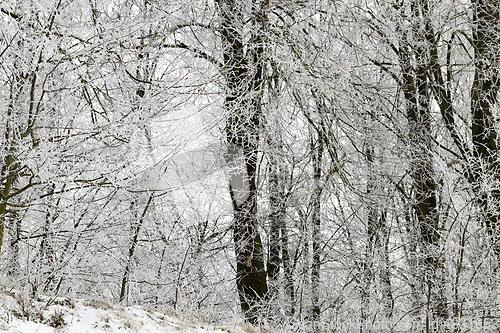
[0,287,260,333]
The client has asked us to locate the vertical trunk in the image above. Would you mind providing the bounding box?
[217,0,268,324]
[0,95,17,254]
[0,209,3,253]
[119,14,158,303]
[119,194,153,304]
[0,163,14,255]
[195,220,208,288]
[227,147,267,324]
[400,201,422,314]
[6,212,20,277]
[0,149,18,256]
[397,0,448,323]
[297,206,310,320]
[408,65,447,323]
[363,142,393,318]
[40,184,58,293]
[267,143,293,315]
[469,1,500,322]
[0,2,44,256]
[378,211,393,316]
[310,130,323,326]
[267,159,282,297]
[300,90,330,327]
[281,219,295,316]
[361,144,376,321]
[470,0,500,262]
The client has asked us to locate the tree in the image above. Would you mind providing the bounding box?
[216,0,269,323]
[470,0,500,264]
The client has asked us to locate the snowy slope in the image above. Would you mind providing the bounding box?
[0,288,257,333]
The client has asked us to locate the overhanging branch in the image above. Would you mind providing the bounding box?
[162,42,222,68]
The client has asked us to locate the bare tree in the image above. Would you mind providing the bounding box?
[216,0,269,323]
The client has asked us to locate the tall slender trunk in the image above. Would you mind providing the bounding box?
[119,194,153,304]
[281,218,295,316]
[39,184,59,293]
[0,157,15,255]
[0,77,20,254]
[396,0,448,323]
[267,157,282,297]
[296,206,310,320]
[267,140,293,315]
[363,141,393,318]
[361,144,376,322]
[378,211,393,316]
[310,129,323,326]
[470,0,500,263]
[468,1,500,323]
[6,212,20,277]
[217,0,268,324]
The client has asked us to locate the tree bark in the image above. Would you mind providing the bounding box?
[396,0,448,322]
[119,194,153,304]
[363,141,393,318]
[281,217,295,316]
[310,128,323,326]
[267,157,282,296]
[6,211,20,277]
[267,139,294,316]
[216,0,268,324]
[470,0,500,262]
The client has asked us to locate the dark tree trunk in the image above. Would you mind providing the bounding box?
[216,0,268,324]
[281,219,295,316]
[363,141,393,318]
[470,0,500,261]
[267,158,283,295]
[310,130,323,325]
[6,212,20,277]
[396,0,448,323]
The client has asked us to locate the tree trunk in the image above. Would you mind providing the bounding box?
[281,218,295,316]
[310,129,323,326]
[378,211,393,316]
[40,184,59,293]
[396,0,448,322]
[6,211,20,277]
[216,0,268,323]
[267,139,293,316]
[0,98,17,254]
[470,0,500,263]
[363,141,393,318]
[0,165,14,255]
[267,158,282,297]
[119,194,153,304]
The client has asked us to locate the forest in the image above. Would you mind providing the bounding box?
[1,0,500,332]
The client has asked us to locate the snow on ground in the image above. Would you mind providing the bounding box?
[0,287,258,333]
